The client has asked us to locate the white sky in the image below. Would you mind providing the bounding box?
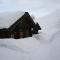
[0,0,60,15]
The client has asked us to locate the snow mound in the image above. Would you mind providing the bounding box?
[0,37,40,52]
[35,9,60,31]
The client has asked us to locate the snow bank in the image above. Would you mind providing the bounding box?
[35,9,60,31]
[32,8,60,42]
[0,37,40,52]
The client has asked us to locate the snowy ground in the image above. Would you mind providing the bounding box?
[0,0,60,60]
[0,30,60,60]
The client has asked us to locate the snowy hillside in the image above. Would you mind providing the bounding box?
[0,0,60,60]
[35,9,60,31]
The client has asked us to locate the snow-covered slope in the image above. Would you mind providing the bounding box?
[0,11,24,28]
[0,31,60,60]
[35,9,60,31]
[0,0,60,60]
[0,10,60,60]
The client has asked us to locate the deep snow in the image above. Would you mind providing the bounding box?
[0,31,60,60]
[0,11,24,28]
[0,0,60,60]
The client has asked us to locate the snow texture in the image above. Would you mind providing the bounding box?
[0,0,60,60]
[0,11,24,28]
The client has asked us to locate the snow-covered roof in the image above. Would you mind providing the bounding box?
[0,11,25,29]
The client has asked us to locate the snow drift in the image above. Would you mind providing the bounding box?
[0,0,60,60]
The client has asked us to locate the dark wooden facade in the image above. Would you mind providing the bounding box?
[0,12,41,39]
[0,28,11,38]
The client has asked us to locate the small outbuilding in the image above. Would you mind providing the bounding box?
[0,12,41,39]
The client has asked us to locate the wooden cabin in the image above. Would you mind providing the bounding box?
[0,12,41,39]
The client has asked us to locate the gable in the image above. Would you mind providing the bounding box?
[8,12,35,32]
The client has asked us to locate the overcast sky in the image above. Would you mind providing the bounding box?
[0,0,60,16]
